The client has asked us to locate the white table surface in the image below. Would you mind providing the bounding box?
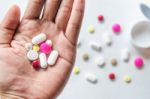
[0,0,150,99]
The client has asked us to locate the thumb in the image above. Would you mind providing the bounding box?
[0,5,20,46]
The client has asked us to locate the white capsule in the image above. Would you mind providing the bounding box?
[121,48,130,62]
[25,43,32,51]
[103,33,112,46]
[95,56,105,67]
[27,50,39,61]
[85,73,97,83]
[46,40,52,45]
[48,50,59,66]
[39,53,47,69]
[32,33,46,45]
[89,41,102,51]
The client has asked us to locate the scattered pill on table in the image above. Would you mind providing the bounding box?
[32,33,47,45]
[134,57,144,69]
[85,73,97,83]
[40,42,52,54]
[32,60,40,70]
[83,53,89,61]
[121,48,130,62]
[88,25,95,33]
[95,56,105,67]
[112,23,121,33]
[48,50,59,66]
[123,75,132,83]
[33,45,40,52]
[89,41,102,52]
[108,73,116,81]
[73,66,80,75]
[103,33,112,46]
[111,58,118,66]
[25,43,32,51]
[98,15,104,22]
[27,50,39,61]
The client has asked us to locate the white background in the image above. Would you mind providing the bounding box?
[0,0,150,99]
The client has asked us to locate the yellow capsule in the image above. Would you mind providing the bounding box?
[123,75,132,83]
[33,45,40,52]
[88,25,95,33]
[73,66,80,75]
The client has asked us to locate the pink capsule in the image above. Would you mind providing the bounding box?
[112,24,121,33]
[40,42,52,54]
[134,57,144,69]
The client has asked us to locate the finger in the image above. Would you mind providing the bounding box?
[65,0,85,45]
[23,0,45,19]
[0,5,20,45]
[42,0,62,21]
[55,0,74,31]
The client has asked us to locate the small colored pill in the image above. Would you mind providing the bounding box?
[73,66,80,75]
[32,33,46,45]
[95,56,105,67]
[25,43,32,51]
[112,24,121,33]
[123,75,132,83]
[85,73,97,83]
[40,42,52,54]
[39,53,47,69]
[88,25,95,33]
[134,57,144,69]
[48,50,59,66]
[32,60,40,70]
[83,53,89,61]
[33,45,40,52]
[27,50,39,61]
[111,58,118,66]
[121,48,130,62]
[108,73,116,80]
[89,41,102,52]
[98,15,104,22]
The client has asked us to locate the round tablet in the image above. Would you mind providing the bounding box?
[111,58,118,66]
[134,57,144,69]
[95,56,105,67]
[40,42,52,54]
[98,15,104,22]
[27,50,39,61]
[112,24,121,33]
[123,75,132,83]
[32,60,40,70]
[108,73,115,80]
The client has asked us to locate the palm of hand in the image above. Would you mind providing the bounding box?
[0,0,84,98]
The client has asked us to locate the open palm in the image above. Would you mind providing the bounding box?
[0,0,85,98]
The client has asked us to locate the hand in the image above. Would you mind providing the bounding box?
[0,0,85,98]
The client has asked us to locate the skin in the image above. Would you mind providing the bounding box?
[0,0,85,98]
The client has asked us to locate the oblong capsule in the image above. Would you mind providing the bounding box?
[32,33,46,45]
[89,41,102,51]
[39,53,47,69]
[48,50,59,66]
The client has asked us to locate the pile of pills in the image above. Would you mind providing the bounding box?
[26,33,59,69]
[75,14,145,85]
